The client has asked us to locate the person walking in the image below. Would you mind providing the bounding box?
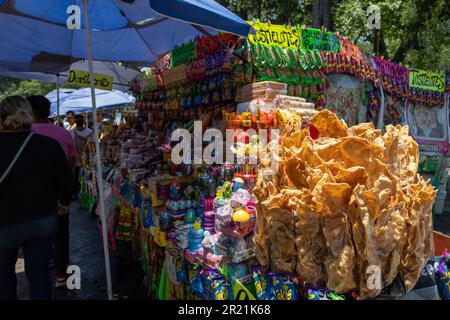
[64,110,76,130]
[0,96,72,300]
[28,95,76,288]
[71,114,93,199]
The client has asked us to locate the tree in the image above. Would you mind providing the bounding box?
[0,77,56,101]
[218,0,306,25]
[333,0,450,69]
[312,0,333,30]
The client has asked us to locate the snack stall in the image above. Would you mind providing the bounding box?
[78,24,450,300]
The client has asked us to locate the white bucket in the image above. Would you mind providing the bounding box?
[433,190,447,215]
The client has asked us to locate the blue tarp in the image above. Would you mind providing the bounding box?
[0,0,252,72]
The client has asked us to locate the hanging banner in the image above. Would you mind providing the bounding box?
[171,41,197,67]
[301,28,340,52]
[67,70,113,90]
[371,56,409,85]
[196,34,240,59]
[247,21,301,49]
[409,69,446,92]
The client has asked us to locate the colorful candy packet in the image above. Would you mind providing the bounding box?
[272,274,298,300]
[187,263,204,294]
[252,266,274,300]
[437,250,450,300]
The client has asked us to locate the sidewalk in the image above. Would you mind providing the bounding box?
[16,201,146,300]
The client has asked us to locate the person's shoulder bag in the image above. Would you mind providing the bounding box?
[0,132,34,184]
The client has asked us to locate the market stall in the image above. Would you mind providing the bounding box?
[0,0,254,301]
[77,24,450,300]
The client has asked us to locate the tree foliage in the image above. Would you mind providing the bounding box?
[334,0,450,70]
[0,76,87,102]
[0,77,56,101]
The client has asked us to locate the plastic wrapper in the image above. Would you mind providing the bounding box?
[294,190,327,286]
[253,109,436,299]
[253,269,275,300]
[242,81,287,102]
[399,177,435,291]
[321,183,356,293]
[272,275,298,300]
[274,94,316,110]
[266,189,302,274]
[236,99,275,115]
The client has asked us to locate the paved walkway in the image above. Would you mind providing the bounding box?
[16,201,146,300]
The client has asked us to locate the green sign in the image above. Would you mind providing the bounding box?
[301,28,340,52]
[171,41,197,67]
[409,69,445,92]
[67,70,113,90]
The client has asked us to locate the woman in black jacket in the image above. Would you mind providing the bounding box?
[0,96,72,300]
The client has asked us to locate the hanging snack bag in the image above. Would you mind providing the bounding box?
[272,274,298,300]
[252,267,275,300]
[187,263,204,295]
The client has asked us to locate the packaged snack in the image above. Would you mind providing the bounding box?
[252,268,275,300]
[437,250,450,300]
[272,275,298,300]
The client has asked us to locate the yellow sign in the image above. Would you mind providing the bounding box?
[67,69,113,91]
[409,69,445,92]
[247,21,301,49]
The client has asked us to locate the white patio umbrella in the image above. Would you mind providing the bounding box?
[0,60,140,91]
[45,88,135,116]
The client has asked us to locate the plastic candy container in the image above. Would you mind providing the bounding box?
[232,209,250,223]
[188,222,204,253]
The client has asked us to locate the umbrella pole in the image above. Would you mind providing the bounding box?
[376,83,385,129]
[56,74,60,125]
[82,0,113,300]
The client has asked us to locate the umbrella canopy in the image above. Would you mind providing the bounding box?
[45,88,76,107]
[45,87,135,115]
[0,0,252,72]
[0,60,140,91]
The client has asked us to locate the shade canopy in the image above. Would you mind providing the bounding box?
[46,87,135,116]
[0,0,252,72]
[0,60,141,91]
